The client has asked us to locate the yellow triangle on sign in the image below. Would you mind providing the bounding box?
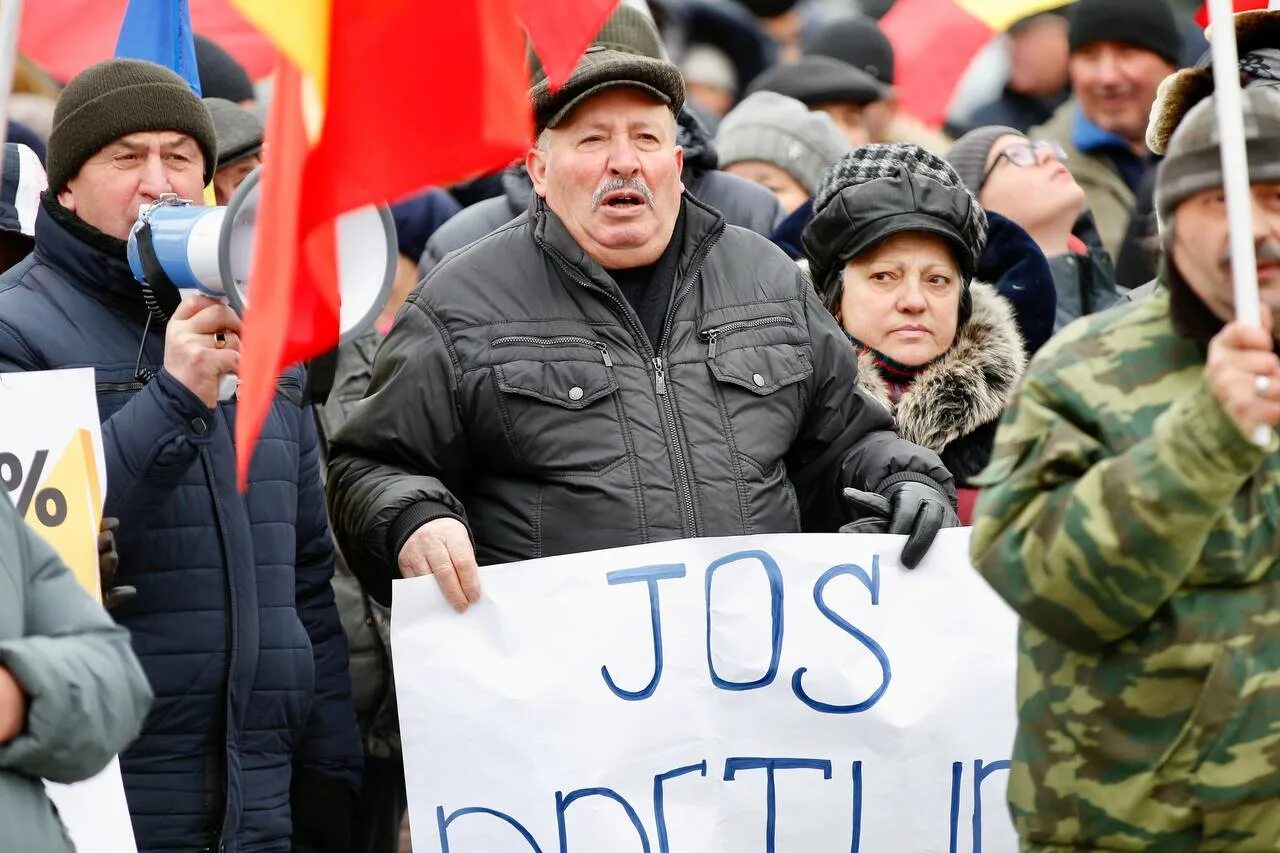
[25,429,102,601]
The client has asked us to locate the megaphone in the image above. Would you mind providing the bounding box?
[126,166,397,399]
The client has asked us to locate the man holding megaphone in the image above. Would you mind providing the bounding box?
[0,59,362,853]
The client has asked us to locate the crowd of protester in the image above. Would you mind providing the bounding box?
[5,0,1280,851]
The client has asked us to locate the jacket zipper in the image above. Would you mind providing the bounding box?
[539,219,723,535]
[699,315,791,358]
[198,448,236,849]
[651,227,723,533]
[96,380,147,393]
[491,334,613,366]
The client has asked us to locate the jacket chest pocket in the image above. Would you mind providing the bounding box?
[704,338,813,471]
[490,338,627,475]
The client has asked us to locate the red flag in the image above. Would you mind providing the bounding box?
[1194,0,1269,27]
[235,0,535,485]
[20,0,278,84]
[881,0,1071,128]
[519,0,619,89]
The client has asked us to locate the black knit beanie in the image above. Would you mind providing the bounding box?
[804,15,895,86]
[1068,0,1181,67]
[194,34,255,104]
[47,59,218,192]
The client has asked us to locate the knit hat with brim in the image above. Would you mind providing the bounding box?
[531,46,685,133]
[746,55,889,107]
[944,125,1025,195]
[47,59,217,192]
[716,91,851,195]
[804,144,988,310]
[1156,86,1280,226]
[528,2,665,82]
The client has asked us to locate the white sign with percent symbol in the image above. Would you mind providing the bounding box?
[0,367,139,853]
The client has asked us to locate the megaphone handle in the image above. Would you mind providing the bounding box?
[218,374,238,402]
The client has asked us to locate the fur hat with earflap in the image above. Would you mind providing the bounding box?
[1148,10,1280,156]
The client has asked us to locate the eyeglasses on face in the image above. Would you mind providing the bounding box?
[981,140,1069,184]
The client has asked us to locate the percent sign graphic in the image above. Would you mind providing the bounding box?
[0,450,69,526]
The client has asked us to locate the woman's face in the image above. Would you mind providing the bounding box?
[839,232,962,366]
[978,134,1084,228]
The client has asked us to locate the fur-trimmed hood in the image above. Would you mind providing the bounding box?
[854,282,1026,455]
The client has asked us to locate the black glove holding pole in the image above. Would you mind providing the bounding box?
[839,481,960,568]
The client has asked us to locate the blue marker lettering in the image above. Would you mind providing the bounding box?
[556,787,651,852]
[601,564,687,701]
[705,551,784,691]
[791,558,891,714]
[437,805,542,852]
[653,761,708,853]
[723,757,832,852]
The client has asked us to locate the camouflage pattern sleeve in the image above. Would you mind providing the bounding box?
[969,348,1271,652]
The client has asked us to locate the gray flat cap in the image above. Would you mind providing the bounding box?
[203,97,263,169]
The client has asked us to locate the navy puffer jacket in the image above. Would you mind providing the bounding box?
[0,197,362,852]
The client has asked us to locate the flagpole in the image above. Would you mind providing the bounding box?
[0,0,25,175]
[1207,0,1271,446]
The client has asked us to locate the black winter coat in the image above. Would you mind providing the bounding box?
[328,194,955,604]
[417,108,782,278]
[0,198,363,852]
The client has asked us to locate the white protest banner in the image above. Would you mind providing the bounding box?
[0,368,138,853]
[393,529,1019,852]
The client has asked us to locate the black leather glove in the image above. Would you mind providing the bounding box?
[98,517,136,609]
[290,767,354,853]
[840,481,959,569]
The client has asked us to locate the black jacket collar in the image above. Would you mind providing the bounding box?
[32,193,155,323]
[529,190,725,298]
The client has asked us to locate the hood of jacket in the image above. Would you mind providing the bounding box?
[854,282,1026,454]
[977,210,1056,355]
[676,106,718,180]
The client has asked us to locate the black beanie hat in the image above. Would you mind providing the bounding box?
[194,34,255,104]
[1068,0,1182,67]
[47,59,218,193]
[746,55,889,107]
[804,15,895,86]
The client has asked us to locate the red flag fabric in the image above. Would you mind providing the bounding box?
[881,0,1071,128]
[20,0,277,83]
[519,0,619,89]
[233,60,330,490]
[880,0,995,128]
[1194,0,1270,27]
[235,0,535,484]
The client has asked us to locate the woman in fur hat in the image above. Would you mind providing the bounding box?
[802,144,1028,523]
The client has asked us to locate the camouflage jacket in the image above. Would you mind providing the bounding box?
[970,291,1280,851]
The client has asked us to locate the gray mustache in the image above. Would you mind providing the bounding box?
[1219,240,1280,270]
[592,177,655,211]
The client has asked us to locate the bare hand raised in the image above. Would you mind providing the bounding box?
[164,295,242,408]
[398,518,480,613]
[0,666,27,743]
[1206,318,1280,442]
